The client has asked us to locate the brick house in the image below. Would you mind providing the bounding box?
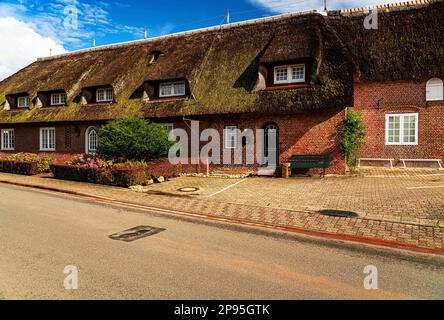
[0,0,442,174]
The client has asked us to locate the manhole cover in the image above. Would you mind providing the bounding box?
[109,226,165,242]
[318,210,359,218]
[178,187,200,193]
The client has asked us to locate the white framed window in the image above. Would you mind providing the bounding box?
[1,129,15,151]
[40,127,56,151]
[159,81,186,98]
[224,125,238,150]
[85,127,98,153]
[17,96,30,108]
[385,113,418,146]
[426,78,443,101]
[274,64,305,85]
[50,93,67,106]
[96,88,114,102]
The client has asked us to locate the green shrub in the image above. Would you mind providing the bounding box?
[340,110,367,168]
[97,118,174,161]
[36,156,54,173]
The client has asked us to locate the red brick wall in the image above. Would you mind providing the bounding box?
[167,110,346,174]
[0,109,347,174]
[355,81,444,166]
[0,122,104,163]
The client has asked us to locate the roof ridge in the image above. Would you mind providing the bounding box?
[37,10,320,62]
[337,0,434,15]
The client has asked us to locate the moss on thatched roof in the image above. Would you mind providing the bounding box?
[329,0,444,82]
[0,0,441,124]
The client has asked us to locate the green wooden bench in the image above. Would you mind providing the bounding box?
[290,154,331,176]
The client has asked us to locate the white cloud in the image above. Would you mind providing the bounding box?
[248,0,404,13]
[0,17,66,81]
[0,1,144,51]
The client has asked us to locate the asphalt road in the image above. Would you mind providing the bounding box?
[0,184,443,300]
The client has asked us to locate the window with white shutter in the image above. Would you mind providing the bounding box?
[426,78,443,101]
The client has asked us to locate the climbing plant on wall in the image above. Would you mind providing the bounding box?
[340,109,367,168]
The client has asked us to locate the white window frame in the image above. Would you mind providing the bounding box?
[1,129,15,151]
[426,78,443,101]
[274,64,305,85]
[96,88,114,102]
[50,93,67,106]
[85,127,98,154]
[40,127,56,151]
[159,81,186,98]
[385,113,419,146]
[17,96,30,108]
[224,125,238,150]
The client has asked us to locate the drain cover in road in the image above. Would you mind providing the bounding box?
[178,187,200,193]
[109,226,165,242]
[318,210,359,218]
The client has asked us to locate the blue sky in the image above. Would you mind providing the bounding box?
[0,0,400,79]
[0,0,315,51]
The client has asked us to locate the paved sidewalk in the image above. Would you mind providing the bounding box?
[145,173,444,226]
[0,172,443,254]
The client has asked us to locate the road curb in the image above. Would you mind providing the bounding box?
[0,179,116,201]
[1,179,443,256]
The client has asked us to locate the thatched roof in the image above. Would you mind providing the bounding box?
[329,0,444,82]
[0,0,441,124]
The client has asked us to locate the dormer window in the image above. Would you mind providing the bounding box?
[96,88,114,102]
[50,93,66,106]
[17,96,30,108]
[159,81,186,98]
[274,64,305,85]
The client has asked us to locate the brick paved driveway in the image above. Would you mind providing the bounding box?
[147,171,444,225]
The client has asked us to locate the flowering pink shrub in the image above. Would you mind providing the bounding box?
[68,154,114,169]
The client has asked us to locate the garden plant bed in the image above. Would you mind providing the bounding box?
[49,150,211,188]
[0,160,39,176]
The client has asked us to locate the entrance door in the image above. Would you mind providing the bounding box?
[264,123,279,168]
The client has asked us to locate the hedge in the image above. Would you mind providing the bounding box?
[50,165,152,188]
[51,159,208,187]
[0,160,39,175]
